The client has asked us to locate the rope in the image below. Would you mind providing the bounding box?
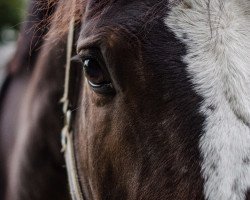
[61,17,75,114]
[60,16,85,200]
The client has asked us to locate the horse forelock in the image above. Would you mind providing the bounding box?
[44,0,117,43]
[41,0,84,44]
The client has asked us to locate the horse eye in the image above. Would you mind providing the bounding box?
[82,58,114,95]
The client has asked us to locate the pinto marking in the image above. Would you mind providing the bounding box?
[166,0,250,199]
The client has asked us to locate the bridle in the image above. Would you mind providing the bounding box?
[60,17,85,200]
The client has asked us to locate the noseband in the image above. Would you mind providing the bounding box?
[61,18,84,200]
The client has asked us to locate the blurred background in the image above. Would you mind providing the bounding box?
[0,0,26,69]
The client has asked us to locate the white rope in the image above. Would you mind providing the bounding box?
[62,125,84,200]
[60,17,84,200]
[60,17,75,114]
[61,16,75,153]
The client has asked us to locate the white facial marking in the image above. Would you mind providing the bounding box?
[165,0,250,199]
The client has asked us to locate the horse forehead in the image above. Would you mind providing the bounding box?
[85,0,169,23]
[86,0,168,8]
[82,0,170,44]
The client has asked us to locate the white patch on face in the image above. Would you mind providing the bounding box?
[165,0,250,200]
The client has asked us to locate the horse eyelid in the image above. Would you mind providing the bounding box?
[70,55,82,63]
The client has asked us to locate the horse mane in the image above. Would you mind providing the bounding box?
[45,0,85,43]
[8,0,58,74]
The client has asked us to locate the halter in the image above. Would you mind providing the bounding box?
[61,17,85,200]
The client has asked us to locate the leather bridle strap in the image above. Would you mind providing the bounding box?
[61,17,84,200]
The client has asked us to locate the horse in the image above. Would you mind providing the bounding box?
[1,0,250,200]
